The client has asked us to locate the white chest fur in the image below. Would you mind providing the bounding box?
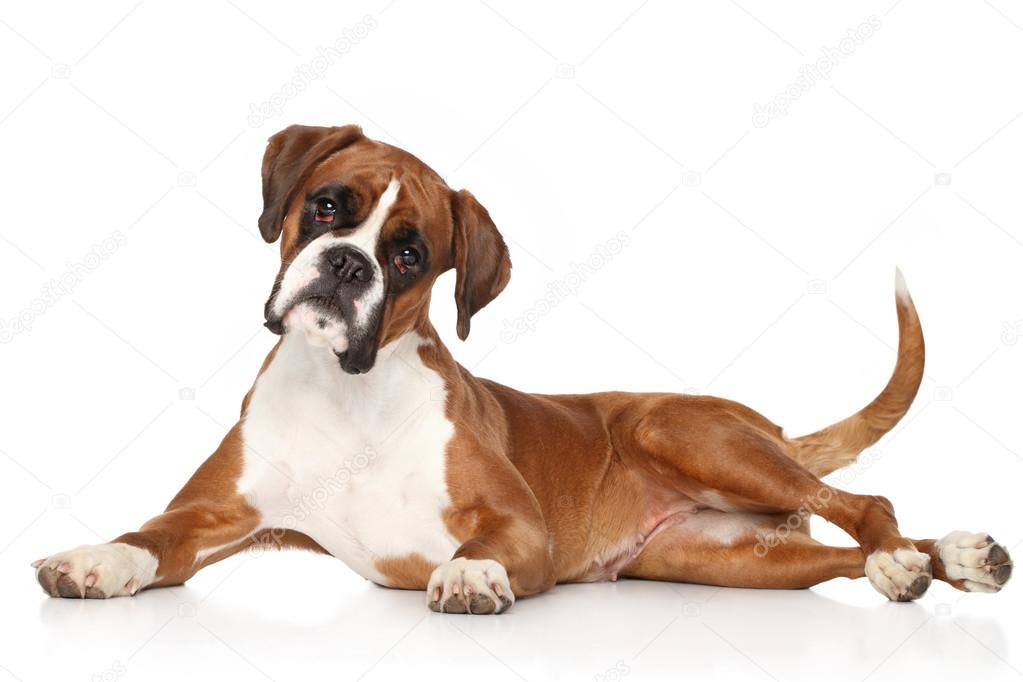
[238,331,459,584]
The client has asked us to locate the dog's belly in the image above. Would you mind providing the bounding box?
[238,333,459,584]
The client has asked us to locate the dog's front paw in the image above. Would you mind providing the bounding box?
[32,543,157,599]
[865,547,932,601]
[426,558,514,614]
[936,531,1012,592]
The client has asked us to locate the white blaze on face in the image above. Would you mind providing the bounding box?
[271,178,401,351]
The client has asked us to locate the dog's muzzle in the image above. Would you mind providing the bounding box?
[263,243,384,374]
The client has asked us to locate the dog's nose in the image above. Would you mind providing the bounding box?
[324,246,373,284]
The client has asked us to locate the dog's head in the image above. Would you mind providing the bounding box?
[260,125,511,374]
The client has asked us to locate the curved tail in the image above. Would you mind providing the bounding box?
[788,268,925,477]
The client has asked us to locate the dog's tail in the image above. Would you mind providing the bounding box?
[787,268,925,477]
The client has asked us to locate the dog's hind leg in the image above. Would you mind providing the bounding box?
[622,514,865,589]
[622,406,929,600]
[612,269,934,600]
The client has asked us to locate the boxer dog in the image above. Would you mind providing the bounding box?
[33,125,1012,613]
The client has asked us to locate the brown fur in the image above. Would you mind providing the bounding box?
[374,553,437,590]
[788,286,925,476]
[112,425,261,586]
[38,125,1008,605]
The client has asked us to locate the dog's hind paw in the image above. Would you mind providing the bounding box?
[865,547,932,601]
[936,531,1012,592]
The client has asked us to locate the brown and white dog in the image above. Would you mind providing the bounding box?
[33,124,1012,613]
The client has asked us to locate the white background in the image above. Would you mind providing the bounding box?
[1,1,1021,680]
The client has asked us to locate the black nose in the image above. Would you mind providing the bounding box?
[324,246,373,283]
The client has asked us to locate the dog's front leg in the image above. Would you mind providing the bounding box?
[33,425,260,598]
[426,449,554,614]
[427,520,553,615]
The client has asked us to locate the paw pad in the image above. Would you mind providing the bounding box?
[865,548,932,601]
[937,531,1013,592]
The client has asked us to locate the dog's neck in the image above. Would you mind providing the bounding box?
[272,318,452,396]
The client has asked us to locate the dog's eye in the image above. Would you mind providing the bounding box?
[314,198,336,223]
[394,247,420,275]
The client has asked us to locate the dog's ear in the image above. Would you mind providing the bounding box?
[450,189,512,340]
[258,124,364,243]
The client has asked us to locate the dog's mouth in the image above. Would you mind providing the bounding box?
[265,272,346,332]
[335,348,375,374]
[264,317,286,335]
[264,292,340,334]
[264,290,383,375]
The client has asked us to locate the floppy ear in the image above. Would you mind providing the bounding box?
[258,124,364,243]
[450,189,512,340]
